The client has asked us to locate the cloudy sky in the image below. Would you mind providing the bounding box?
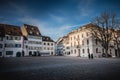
[0,0,120,41]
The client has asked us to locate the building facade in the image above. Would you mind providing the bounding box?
[0,24,23,57]
[56,23,116,58]
[42,36,55,56]
[22,24,42,56]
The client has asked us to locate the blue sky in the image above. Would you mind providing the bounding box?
[0,0,120,41]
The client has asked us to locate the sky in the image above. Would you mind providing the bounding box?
[0,0,120,41]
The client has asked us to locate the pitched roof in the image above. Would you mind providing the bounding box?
[0,24,22,36]
[23,24,41,36]
[42,36,54,42]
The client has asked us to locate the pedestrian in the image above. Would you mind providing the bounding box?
[88,53,91,59]
[91,53,93,59]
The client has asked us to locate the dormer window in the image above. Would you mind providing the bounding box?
[36,32,39,35]
[32,27,34,30]
[30,31,32,34]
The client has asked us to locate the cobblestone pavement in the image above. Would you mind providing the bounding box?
[0,56,120,80]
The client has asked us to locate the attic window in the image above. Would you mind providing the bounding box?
[32,27,34,30]
[30,31,32,34]
[36,32,39,35]
[13,28,16,30]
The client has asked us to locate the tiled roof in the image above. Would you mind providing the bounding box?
[23,24,41,36]
[42,36,54,42]
[0,24,22,36]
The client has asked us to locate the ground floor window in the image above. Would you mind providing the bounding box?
[6,51,13,55]
[29,51,32,56]
[33,51,37,56]
[0,44,3,48]
[82,49,84,53]
[0,52,2,56]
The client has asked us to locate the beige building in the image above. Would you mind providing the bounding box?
[57,23,116,58]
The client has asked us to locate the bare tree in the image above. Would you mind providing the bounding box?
[113,21,120,57]
[91,12,117,57]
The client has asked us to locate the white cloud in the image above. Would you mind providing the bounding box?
[49,14,66,23]
[18,16,87,41]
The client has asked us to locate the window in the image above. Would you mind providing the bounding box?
[82,34,84,38]
[6,51,13,55]
[30,31,32,34]
[87,39,89,45]
[74,49,76,54]
[87,48,89,53]
[82,49,84,53]
[51,43,53,46]
[86,33,89,36]
[74,42,76,46]
[44,47,46,50]
[44,43,46,45]
[0,37,3,41]
[15,44,21,48]
[26,45,28,48]
[48,47,49,50]
[74,36,76,40]
[0,44,2,48]
[0,52,2,56]
[96,39,98,45]
[18,37,21,40]
[96,48,98,53]
[78,41,80,46]
[51,47,53,50]
[71,50,73,54]
[82,40,84,45]
[71,43,72,47]
[10,36,13,40]
[47,43,49,45]
[15,36,17,40]
[110,49,112,54]
[102,48,104,53]
[6,36,8,40]
[78,35,79,39]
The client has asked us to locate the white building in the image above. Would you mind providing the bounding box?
[41,36,55,56]
[22,24,42,56]
[0,24,23,57]
[56,23,117,58]
[55,36,70,56]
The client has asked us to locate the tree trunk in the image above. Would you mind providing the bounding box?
[105,49,108,57]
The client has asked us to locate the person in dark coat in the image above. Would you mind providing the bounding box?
[88,53,91,59]
[91,54,93,59]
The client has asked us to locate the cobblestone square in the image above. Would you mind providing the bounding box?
[0,57,120,80]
